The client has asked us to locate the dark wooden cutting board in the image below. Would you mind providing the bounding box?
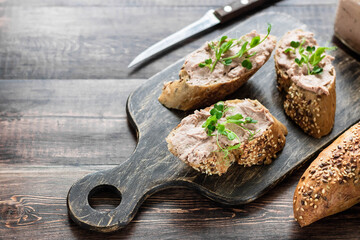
[67,12,360,232]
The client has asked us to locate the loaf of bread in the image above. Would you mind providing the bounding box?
[274,29,336,138]
[166,99,288,175]
[158,31,276,111]
[293,122,360,227]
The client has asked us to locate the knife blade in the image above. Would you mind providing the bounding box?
[128,0,268,68]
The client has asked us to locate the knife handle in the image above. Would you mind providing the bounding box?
[214,0,268,23]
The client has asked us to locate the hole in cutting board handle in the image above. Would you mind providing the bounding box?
[88,185,122,212]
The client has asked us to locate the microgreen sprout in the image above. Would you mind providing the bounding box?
[284,39,336,75]
[198,23,272,72]
[202,101,258,159]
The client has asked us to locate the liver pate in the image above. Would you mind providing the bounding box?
[275,29,336,138]
[183,31,276,86]
[166,99,287,175]
[275,29,335,95]
[158,30,277,111]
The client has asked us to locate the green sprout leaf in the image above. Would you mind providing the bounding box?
[266,23,272,35]
[290,41,300,48]
[199,24,272,73]
[246,52,257,58]
[199,58,213,69]
[217,124,226,133]
[295,58,302,66]
[227,143,241,151]
[310,65,323,75]
[250,36,260,48]
[220,36,228,42]
[227,131,237,140]
[202,102,259,160]
[226,113,243,120]
[236,42,249,59]
[214,101,224,112]
[242,59,253,69]
[285,38,336,75]
[208,42,215,49]
[226,119,242,125]
[223,59,232,65]
[245,117,258,124]
[306,46,315,53]
[309,46,336,66]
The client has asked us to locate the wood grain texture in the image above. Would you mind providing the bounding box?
[2,166,360,239]
[2,0,360,239]
[0,0,345,80]
[0,80,142,166]
[67,12,360,232]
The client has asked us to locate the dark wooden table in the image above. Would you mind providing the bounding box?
[1,0,360,239]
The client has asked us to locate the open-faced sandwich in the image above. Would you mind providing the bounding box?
[166,99,288,175]
[293,122,360,227]
[275,29,336,138]
[159,24,276,111]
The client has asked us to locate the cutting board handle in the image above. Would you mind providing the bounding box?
[67,157,181,232]
[67,166,131,232]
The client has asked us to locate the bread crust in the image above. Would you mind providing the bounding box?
[166,99,288,175]
[274,30,336,138]
[158,35,276,111]
[293,122,360,227]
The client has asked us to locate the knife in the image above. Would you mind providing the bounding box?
[128,0,268,68]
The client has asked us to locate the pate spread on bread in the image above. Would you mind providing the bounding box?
[166,99,287,175]
[275,29,336,138]
[159,31,276,111]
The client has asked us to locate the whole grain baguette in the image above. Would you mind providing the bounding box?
[166,99,288,175]
[293,122,360,227]
[159,31,276,111]
[274,29,336,138]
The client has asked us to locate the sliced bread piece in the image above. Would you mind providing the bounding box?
[158,31,277,111]
[293,122,360,227]
[166,99,288,175]
[274,29,336,138]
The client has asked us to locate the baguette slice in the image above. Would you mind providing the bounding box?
[274,29,336,138]
[158,31,276,111]
[166,99,288,175]
[293,122,360,227]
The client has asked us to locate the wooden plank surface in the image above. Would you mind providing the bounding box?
[67,12,360,232]
[0,0,350,80]
[0,80,140,165]
[2,0,360,239]
[2,166,360,239]
[1,78,360,238]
